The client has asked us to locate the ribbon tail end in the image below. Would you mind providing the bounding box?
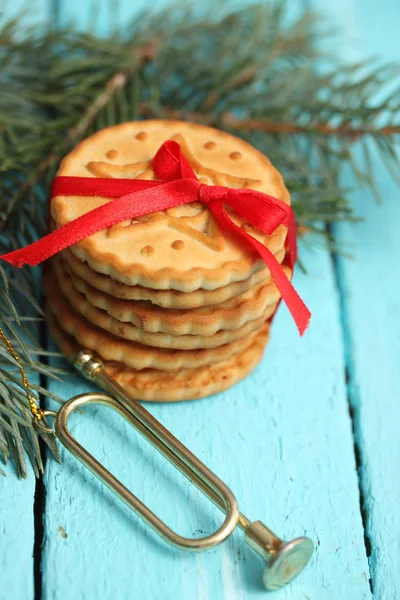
[0,252,34,268]
[297,307,312,336]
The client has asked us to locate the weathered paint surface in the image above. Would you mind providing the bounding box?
[1,1,399,598]
[41,245,371,600]
[0,5,48,599]
[312,1,400,598]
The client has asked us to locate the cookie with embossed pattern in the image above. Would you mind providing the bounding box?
[62,246,285,309]
[54,254,289,337]
[53,257,276,349]
[44,271,269,370]
[47,312,270,402]
[51,120,289,292]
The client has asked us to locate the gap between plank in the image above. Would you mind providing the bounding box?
[33,317,48,600]
[49,0,59,28]
[33,455,46,600]
[34,3,61,594]
[329,230,373,595]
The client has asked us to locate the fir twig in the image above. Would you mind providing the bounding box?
[0,40,158,227]
[138,106,400,138]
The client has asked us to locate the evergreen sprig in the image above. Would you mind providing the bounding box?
[0,3,399,476]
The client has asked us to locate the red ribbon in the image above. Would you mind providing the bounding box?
[0,140,310,334]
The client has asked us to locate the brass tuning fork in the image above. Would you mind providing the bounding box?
[42,350,314,592]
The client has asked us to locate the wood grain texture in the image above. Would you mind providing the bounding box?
[42,245,371,600]
[310,0,400,597]
[5,0,398,598]
[41,1,370,598]
[337,155,400,600]
[1,475,36,599]
[0,4,49,598]
[57,0,171,31]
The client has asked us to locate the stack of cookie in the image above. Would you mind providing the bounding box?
[45,120,292,401]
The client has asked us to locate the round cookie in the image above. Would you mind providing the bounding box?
[63,247,285,309]
[55,255,288,337]
[44,271,269,371]
[47,313,270,402]
[51,261,274,349]
[51,120,290,291]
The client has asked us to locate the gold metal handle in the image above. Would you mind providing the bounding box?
[54,349,314,590]
[55,390,239,551]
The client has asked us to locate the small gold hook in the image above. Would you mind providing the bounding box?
[34,410,58,434]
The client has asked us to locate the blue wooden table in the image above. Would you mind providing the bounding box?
[1,1,399,599]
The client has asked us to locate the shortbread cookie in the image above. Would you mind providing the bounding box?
[51,120,290,291]
[55,255,289,336]
[63,246,285,309]
[51,262,274,349]
[44,272,269,370]
[47,314,270,402]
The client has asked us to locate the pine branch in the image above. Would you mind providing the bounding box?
[0,40,158,229]
[0,2,400,476]
[139,106,400,139]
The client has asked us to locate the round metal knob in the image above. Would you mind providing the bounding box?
[262,536,314,591]
[244,520,313,590]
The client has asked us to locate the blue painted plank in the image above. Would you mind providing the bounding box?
[1,475,36,600]
[311,0,400,597]
[337,152,400,600]
[58,0,171,32]
[39,1,371,598]
[1,0,54,26]
[0,4,51,600]
[42,246,371,600]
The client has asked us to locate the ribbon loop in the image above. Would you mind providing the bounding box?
[0,140,310,334]
[153,140,197,181]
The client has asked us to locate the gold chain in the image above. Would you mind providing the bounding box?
[0,325,45,422]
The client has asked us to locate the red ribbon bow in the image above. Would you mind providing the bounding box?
[0,140,310,334]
